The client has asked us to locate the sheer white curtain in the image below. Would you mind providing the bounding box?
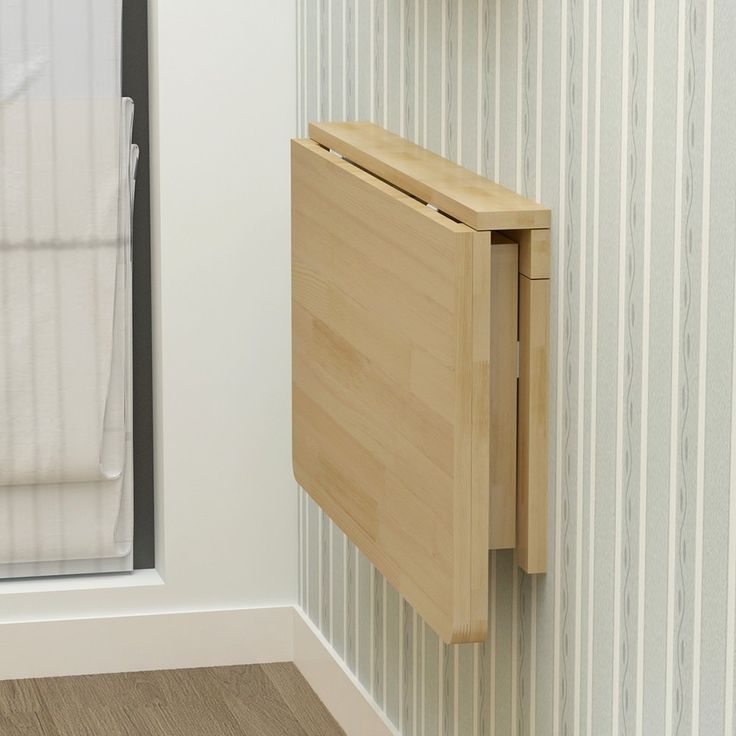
[0,0,135,578]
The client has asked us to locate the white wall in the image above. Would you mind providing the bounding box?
[0,0,297,622]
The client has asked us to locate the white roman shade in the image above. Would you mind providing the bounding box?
[0,0,135,578]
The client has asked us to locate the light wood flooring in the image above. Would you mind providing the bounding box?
[0,663,346,736]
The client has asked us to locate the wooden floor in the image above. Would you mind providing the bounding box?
[0,663,346,736]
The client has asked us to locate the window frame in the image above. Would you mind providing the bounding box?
[122,0,155,570]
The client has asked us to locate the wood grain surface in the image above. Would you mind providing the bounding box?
[309,121,551,231]
[517,275,550,573]
[292,138,491,642]
[488,233,519,550]
[0,664,344,736]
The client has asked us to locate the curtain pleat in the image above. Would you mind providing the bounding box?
[0,0,133,578]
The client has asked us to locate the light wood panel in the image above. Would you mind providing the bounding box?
[295,123,550,593]
[309,122,551,231]
[489,234,519,550]
[292,138,491,643]
[517,274,550,573]
[504,227,551,280]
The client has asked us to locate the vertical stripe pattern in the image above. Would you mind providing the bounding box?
[295,0,736,732]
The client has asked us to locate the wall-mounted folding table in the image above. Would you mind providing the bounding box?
[292,122,550,643]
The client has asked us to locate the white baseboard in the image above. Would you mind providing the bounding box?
[0,604,397,736]
[292,607,399,736]
[0,606,294,680]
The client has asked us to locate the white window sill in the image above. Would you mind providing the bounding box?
[0,568,164,596]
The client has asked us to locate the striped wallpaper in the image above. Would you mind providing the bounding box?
[295,0,736,733]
